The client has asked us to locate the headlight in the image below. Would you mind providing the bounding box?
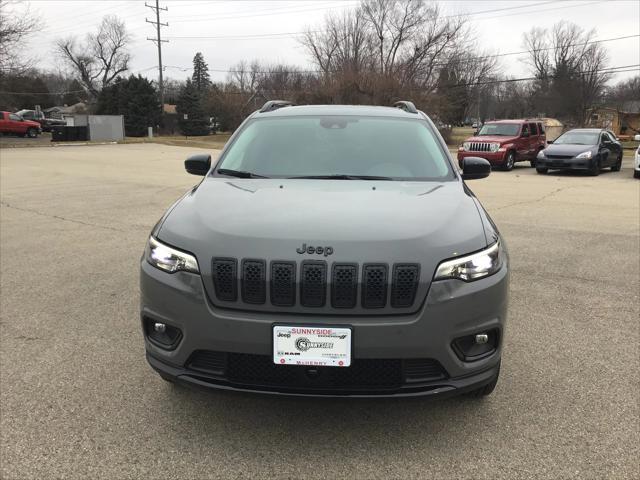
[462,142,471,151]
[145,236,199,274]
[576,151,592,159]
[489,143,500,152]
[434,241,504,282]
[537,150,546,159]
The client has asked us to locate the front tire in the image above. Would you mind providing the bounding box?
[589,158,600,176]
[611,154,622,172]
[26,128,38,138]
[502,151,515,171]
[536,167,548,174]
[634,170,640,179]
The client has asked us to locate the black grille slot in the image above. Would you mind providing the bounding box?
[300,261,327,307]
[212,258,237,301]
[187,350,226,375]
[271,262,296,306]
[362,264,388,308]
[331,264,358,308]
[391,264,420,307]
[241,259,266,304]
[403,359,447,382]
[226,353,402,389]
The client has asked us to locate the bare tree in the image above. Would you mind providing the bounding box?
[0,0,39,73]
[522,22,611,122]
[56,15,130,100]
[300,0,472,106]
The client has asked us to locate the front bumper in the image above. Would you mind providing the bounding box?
[140,259,508,397]
[536,156,593,170]
[457,150,507,166]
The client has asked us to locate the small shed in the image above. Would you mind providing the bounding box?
[541,118,564,141]
[585,103,640,139]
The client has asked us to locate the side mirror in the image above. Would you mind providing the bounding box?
[184,154,211,176]
[521,131,529,138]
[547,139,554,144]
[461,157,491,180]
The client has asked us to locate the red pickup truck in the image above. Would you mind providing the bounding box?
[457,119,546,171]
[0,111,42,138]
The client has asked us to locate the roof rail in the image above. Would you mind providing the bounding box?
[260,100,295,113]
[393,101,418,114]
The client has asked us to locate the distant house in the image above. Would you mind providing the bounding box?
[43,102,88,118]
[586,103,640,139]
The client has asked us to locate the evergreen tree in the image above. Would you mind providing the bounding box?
[191,52,211,92]
[95,75,159,137]
[62,79,86,106]
[176,79,210,136]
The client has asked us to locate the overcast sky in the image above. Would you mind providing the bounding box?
[18,0,640,84]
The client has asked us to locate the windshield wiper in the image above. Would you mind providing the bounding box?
[287,174,393,180]
[217,168,269,179]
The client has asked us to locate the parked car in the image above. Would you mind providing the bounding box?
[140,100,508,399]
[15,109,66,132]
[0,111,42,137]
[536,128,623,176]
[457,119,546,171]
[634,134,640,179]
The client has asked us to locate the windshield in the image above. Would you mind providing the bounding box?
[553,131,599,145]
[215,116,454,180]
[478,123,520,136]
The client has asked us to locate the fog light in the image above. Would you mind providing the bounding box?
[452,329,499,362]
[144,317,182,350]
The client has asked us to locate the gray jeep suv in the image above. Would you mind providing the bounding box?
[140,101,509,398]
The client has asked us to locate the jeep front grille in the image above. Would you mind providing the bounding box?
[241,259,266,304]
[300,261,327,307]
[210,259,421,311]
[271,262,296,306]
[468,142,491,152]
[212,258,237,301]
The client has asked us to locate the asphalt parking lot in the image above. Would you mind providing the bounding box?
[1,143,638,479]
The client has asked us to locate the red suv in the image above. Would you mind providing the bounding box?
[0,111,42,138]
[457,119,546,171]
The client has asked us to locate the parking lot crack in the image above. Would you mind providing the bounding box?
[492,185,575,211]
[0,201,127,232]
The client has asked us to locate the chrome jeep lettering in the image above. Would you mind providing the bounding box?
[295,243,334,256]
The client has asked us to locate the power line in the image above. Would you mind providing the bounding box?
[146,0,169,108]
[471,0,605,21]
[170,2,360,23]
[156,35,640,76]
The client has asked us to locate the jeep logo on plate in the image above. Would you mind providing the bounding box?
[296,243,334,256]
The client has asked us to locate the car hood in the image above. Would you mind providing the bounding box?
[465,135,518,144]
[157,177,488,314]
[544,144,596,156]
[23,119,41,127]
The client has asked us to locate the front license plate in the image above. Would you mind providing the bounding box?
[273,325,351,367]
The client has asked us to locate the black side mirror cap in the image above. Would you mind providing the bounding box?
[547,140,553,144]
[461,157,491,180]
[185,154,211,176]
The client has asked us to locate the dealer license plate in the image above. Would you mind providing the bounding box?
[273,325,351,367]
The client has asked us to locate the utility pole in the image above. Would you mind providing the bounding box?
[146,0,168,112]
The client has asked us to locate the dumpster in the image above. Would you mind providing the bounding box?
[51,126,67,142]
